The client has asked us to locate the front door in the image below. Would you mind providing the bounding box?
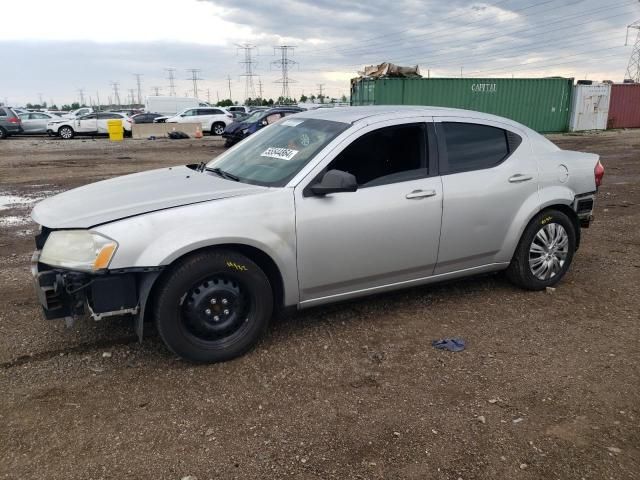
[294,120,443,304]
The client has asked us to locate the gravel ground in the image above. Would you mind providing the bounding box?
[0,131,638,479]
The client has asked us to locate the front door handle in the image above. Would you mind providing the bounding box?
[406,189,437,199]
[508,174,534,183]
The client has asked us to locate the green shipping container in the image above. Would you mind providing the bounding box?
[350,77,574,133]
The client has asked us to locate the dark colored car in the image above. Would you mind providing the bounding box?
[131,112,165,124]
[222,106,303,147]
[0,107,23,138]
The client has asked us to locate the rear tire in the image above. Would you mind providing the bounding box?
[212,122,225,136]
[0,127,7,139]
[506,209,576,290]
[154,250,273,363]
[58,126,74,139]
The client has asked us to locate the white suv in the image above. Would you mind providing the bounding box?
[47,112,132,140]
[165,107,233,135]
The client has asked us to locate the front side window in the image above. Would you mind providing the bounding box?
[265,113,282,125]
[442,122,514,173]
[328,123,428,187]
[181,109,196,117]
[207,118,349,187]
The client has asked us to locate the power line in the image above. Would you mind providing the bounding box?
[110,82,121,106]
[625,15,640,81]
[305,0,562,59]
[165,68,176,96]
[304,1,636,73]
[237,43,258,101]
[133,73,143,104]
[186,69,203,98]
[273,45,297,102]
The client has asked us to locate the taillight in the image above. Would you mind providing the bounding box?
[594,160,605,188]
[8,117,20,124]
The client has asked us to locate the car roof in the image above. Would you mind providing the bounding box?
[295,105,535,133]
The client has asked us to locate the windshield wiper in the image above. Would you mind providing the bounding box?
[205,167,240,182]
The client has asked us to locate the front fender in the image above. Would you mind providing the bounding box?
[94,190,299,306]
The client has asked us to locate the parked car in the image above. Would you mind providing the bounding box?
[0,107,23,138]
[163,107,233,135]
[131,112,165,124]
[18,111,57,134]
[30,106,604,363]
[228,105,250,115]
[47,112,132,139]
[61,107,94,119]
[222,106,303,146]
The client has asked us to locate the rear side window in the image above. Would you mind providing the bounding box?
[0,109,6,117]
[442,122,519,174]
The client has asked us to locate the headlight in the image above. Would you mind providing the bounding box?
[40,231,118,272]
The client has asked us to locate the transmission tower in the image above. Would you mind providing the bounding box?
[237,43,257,102]
[317,83,325,103]
[272,45,297,103]
[128,89,136,106]
[133,73,143,104]
[226,75,233,101]
[111,82,121,106]
[77,89,85,106]
[186,69,203,98]
[165,68,176,96]
[206,88,211,104]
[151,86,162,96]
[625,19,640,82]
[257,78,263,99]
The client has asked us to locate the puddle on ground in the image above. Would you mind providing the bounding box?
[0,215,32,227]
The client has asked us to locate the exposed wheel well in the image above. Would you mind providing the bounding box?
[540,204,581,250]
[146,244,286,319]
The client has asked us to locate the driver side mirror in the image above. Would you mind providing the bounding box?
[310,169,358,196]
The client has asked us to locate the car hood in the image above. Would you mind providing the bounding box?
[32,165,267,229]
[225,121,250,133]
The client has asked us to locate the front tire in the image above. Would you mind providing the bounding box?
[154,250,273,363]
[58,126,74,139]
[212,122,225,136]
[506,209,576,290]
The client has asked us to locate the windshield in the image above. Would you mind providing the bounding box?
[207,118,349,187]
[242,110,266,124]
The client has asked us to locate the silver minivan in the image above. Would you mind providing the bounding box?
[31,107,604,362]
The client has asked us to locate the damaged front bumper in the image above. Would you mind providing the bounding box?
[31,250,161,338]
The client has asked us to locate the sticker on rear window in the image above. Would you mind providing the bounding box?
[281,119,304,127]
[260,147,299,161]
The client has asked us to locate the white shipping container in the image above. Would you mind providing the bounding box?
[569,84,611,131]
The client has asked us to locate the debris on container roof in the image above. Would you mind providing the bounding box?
[357,62,422,79]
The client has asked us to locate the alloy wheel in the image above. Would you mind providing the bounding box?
[529,223,569,280]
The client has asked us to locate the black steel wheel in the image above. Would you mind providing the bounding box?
[154,250,273,363]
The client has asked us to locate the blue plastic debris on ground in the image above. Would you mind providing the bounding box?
[431,337,466,352]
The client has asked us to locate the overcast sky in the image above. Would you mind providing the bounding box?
[1,0,639,106]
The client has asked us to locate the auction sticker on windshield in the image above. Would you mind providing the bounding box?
[260,147,299,161]
[281,119,304,127]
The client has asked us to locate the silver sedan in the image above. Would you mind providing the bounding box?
[18,112,57,134]
[31,106,603,363]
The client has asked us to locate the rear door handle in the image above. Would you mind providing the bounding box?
[406,189,437,199]
[508,174,534,183]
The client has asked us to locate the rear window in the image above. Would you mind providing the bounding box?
[442,122,519,173]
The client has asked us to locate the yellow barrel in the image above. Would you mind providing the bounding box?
[107,119,123,141]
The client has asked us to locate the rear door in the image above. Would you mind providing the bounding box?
[433,117,538,274]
